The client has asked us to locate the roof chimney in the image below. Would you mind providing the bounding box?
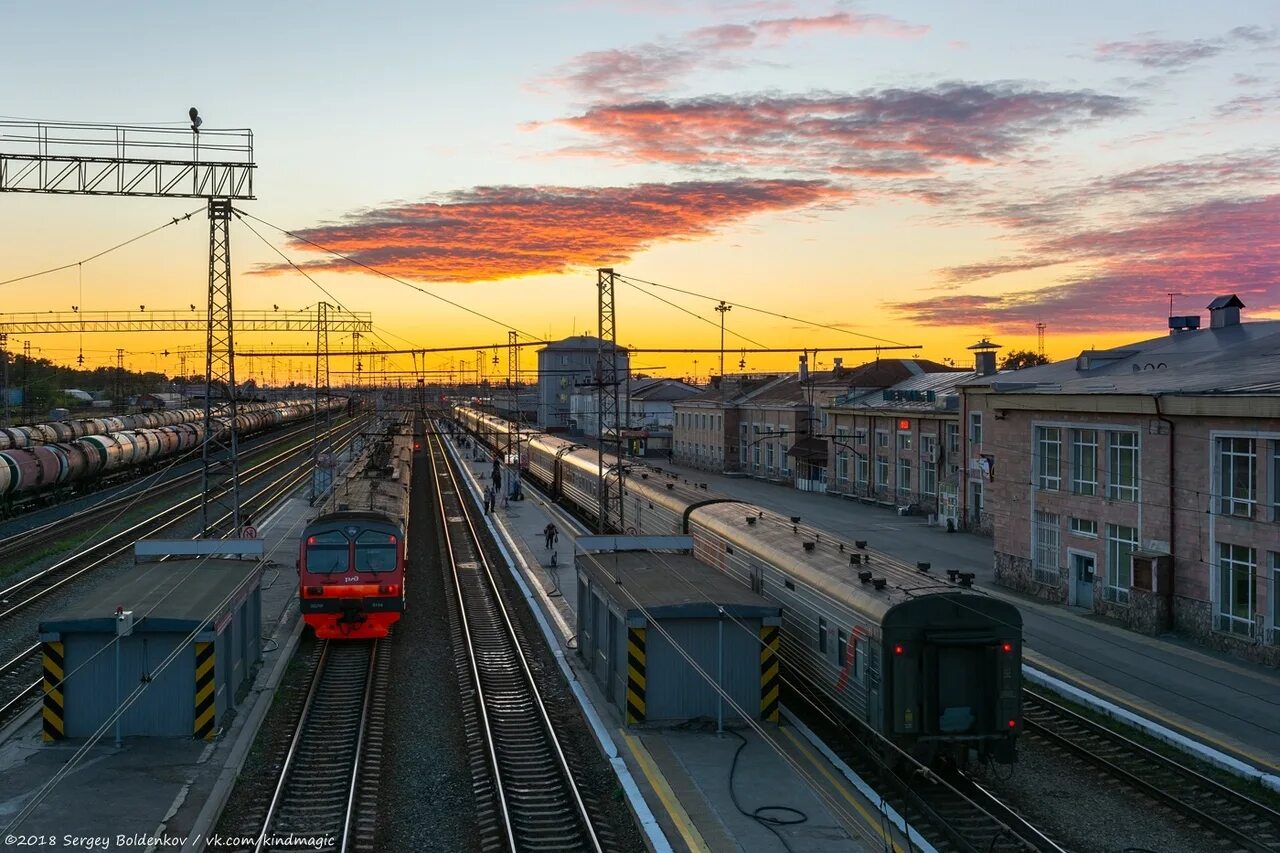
[798,354,809,382]
[967,338,1001,376]
[833,357,843,376]
[1207,294,1244,329]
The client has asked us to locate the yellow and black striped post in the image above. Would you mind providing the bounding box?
[41,641,65,742]
[626,627,646,724]
[194,641,215,740]
[760,625,780,723]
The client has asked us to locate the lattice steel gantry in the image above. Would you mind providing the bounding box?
[0,118,257,537]
[311,301,334,504]
[596,268,624,534]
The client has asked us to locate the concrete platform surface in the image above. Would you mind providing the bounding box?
[649,459,1280,774]
[0,490,324,852]
[452,438,903,853]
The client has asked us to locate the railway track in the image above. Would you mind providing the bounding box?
[1023,689,1280,852]
[0,418,367,735]
[428,431,608,852]
[250,639,388,853]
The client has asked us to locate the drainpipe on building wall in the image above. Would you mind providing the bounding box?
[1154,394,1176,600]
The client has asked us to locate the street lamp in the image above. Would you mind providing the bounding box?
[715,301,732,377]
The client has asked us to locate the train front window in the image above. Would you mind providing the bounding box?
[354,531,398,572]
[306,530,350,572]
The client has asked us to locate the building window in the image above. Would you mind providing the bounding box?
[876,430,888,449]
[855,428,868,445]
[766,443,775,472]
[1034,426,1062,491]
[1217,542,1257,637]
[1069,517,1098,538]
[856,456,869,486]
[897,457,912,497]
[898,431,912,452]
[818,616,828,653]
[835,428,849,483]
[946,422,960,455]
[969,412,983,445]
[1271,552,1279,642]
[1273,442,1280,522]
[1217,437,1256,518]
[1033,511,1061,585]
[1106,431,1139,502]
[752,441,761,468]
[1070,429,1098,496]
[1104,524,1137,605]
[920,435,937,496]
[876,456,889,490]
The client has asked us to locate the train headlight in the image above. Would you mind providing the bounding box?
[379,584,399,595]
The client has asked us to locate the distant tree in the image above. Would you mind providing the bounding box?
[1000,350,1050,370]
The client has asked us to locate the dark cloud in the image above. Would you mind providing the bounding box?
[539,11,927,100]
[256,180,849,283]
[892,195,1280,332]
[1095,26,1276,70]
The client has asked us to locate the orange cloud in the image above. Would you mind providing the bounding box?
[258,180,848,283]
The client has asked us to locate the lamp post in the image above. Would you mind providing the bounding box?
[715,301,732,378]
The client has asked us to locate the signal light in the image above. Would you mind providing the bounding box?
[1001,642,1014,653]
[893,644,905,655]
[1008,719,1017,729]
[305,586,323,595]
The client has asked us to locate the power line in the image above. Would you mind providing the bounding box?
[0,208,203,288]
[232,209,536,341]
[617,273,916,348]
[616,277,770,349]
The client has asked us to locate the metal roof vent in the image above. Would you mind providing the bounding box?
[746,516,757,526]
[917,561,931,573]
[1207,294,1244,328]
[957,572,975,588]
[803,541,815,552]
[872,577,887,590]
[947,569,959,582]
[855,539,867,549]
[850,553,862,565]
[858,570,872,583]
[790,515,802,523]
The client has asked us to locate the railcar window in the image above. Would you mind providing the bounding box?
[818,617,828,653]
[837,629,847,670]
[306,530,350,572]
[354,531,399,572]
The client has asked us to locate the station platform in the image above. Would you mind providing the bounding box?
[644,460,1280,777]
[0,460,356,851]
[450,438,909,853]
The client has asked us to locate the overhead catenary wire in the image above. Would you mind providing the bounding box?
[616,272,916,348]
[232,208,537,341]
[0,208,203,288]
[615,276,770,349]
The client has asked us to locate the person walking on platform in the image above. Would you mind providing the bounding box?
[543,522,558,550]
[482,484,494,514]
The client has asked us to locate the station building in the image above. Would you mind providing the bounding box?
[961,296,1280,664]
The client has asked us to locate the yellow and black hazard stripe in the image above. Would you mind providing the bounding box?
[760,625,780,723]
[42,641,65,742]
[194,641,215,740]
[626,627,646,724]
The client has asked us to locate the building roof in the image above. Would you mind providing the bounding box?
[40,560,260,634]
[576,550,780,620]
[837,369,978,411]
[964,319,1280,396]
[538,335,627,353]
[675,374,782,406]
[629,378,701,402]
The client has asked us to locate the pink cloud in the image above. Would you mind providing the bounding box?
[1095,26,1276,70]
[256,179,848,283]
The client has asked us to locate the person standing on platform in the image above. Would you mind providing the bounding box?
[482,483,494,514]
[543,522,558,550]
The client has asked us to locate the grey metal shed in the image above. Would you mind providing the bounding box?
[575,536,781,727]
[38,554,262,740]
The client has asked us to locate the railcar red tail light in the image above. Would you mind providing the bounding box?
[305,586,323,595]
[893,644,905,655]
[379,584,399,595]
[306,536,316,545]
[1001,642,1014,653]
[1008,719,1017,729]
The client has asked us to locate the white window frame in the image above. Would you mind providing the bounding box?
[946,422,960,455]
[1033,511,1061,585]
[1106,431,1139,502]
[1216,542,1257,637]
[1070,428,1098,496]
[876,430,888,449]
[920,435,937,496]
[1036,426,1062,491]
[835,428,849,484]
[897,431,912,452]
[875,456,889,489]
[1104,523,1137,605]
[1069,516,1098,538]
[855,455,869,486]
[897,457,912,497]
[1217,436,1256,518]
[969,412,983,445]
[855,427,868,445]
[1271,551,1280,643]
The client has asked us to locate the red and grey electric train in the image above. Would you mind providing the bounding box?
[298,511,406,639]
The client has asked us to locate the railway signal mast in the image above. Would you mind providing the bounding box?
[0,113,256,536]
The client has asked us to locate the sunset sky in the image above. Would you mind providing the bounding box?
[2,0,1278,382]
